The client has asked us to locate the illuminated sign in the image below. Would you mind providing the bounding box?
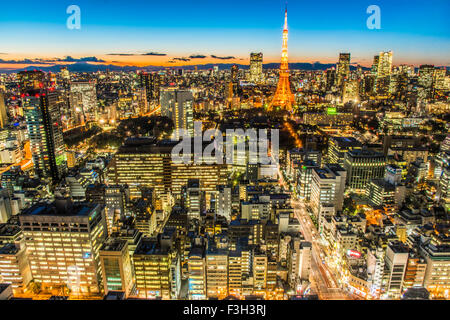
[327,107,338,115]
[346,249,361,259]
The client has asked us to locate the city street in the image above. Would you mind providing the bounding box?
[292,199,355,300]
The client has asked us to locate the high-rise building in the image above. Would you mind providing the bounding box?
[377,51,393,78]
[0,243,32,294]
[296,160,319,201]
[326,68,336,91]
[133,238,176,299]
[249,52,263,84]
[139,72,160,105]
[375,51,393,96]
[418,65,435,100]
[228,64,240,103]
[371,55,380,76]
[99,238,134,297]
[107,138,228,206]
[336,53,351,89]
[310,164,347,218]
[215,185,232,221]
[19,199,108,295]
[342,79,360,103]
[18,71,46,92]
[0,91,8,128]
[188,246,206,299]
[70,81,97,122]
[420,233,450,299]
[328,136,362,166]
[23,90,67,182]
[183,179,203,220]
[384,241,409,299]
[205,244,228,299]
[343,150,386,193]
[160,87,194,139]
[433,67,447,91]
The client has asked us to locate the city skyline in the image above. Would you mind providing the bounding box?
[0,0,449,304]
[0,0,449,71]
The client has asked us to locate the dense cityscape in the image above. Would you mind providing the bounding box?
[0,3,449,303]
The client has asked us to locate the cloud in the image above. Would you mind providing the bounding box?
[0,56,107,65]
[106,53,135,56]
[56,56,105,62]
[0,58,53,65]
[141,52,167,56]
[211,55,235,60]
[173,57,191,62]
[189,54,207,59]
[107,52,167,57]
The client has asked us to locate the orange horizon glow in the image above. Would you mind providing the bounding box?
[0,53,444,70]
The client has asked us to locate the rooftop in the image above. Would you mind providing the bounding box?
[20,199,99,217]
[134,239,170,255]
[0,243,20,255]
[100,238,127,252]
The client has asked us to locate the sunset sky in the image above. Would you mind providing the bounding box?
[0,0,449,70]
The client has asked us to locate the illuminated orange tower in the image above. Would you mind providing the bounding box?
[269,7,295,111]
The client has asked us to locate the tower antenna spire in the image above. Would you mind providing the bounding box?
[269,3,295,112]
[284,2,288,30]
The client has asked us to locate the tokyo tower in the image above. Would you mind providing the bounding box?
[269,6,295,111]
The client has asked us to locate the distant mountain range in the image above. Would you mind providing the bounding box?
[2,61,448,74]
[0,61,373,73]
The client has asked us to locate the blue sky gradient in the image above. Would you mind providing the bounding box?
[0,0,449,67]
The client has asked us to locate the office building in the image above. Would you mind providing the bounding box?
[19,199,107,295]
[139,72,160,104]
[384,241,409,299]
[310,164,347,217]
[205,244,228,299]
[188,246,206,299]
[344,150,386,193]
[0,91,7,128]
[336,53,350,89]
[99,238,134,297]
[328,136,362,166]
[0,243,32,294]
[249,52,263,84]
[133,238,177,299]
[23,90,67,182]
[160,87,194,139]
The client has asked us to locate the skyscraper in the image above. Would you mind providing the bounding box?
[0,91,8,128]
[99,238,134,298]
[418,64,435,99]
[23,89,67,182]
[375,51,393,96]
[230,64,240,95]
[70,81,97,123]
[371,55,380,75]
[249,52,263,84]
[160,87,194,139]
[18,70,45,92]
[377,51,393,78]
[139,72,160,106]
[269,7,295,111]
[336,53,351,89]
[343,150,386,193]
[19,200,107,295]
